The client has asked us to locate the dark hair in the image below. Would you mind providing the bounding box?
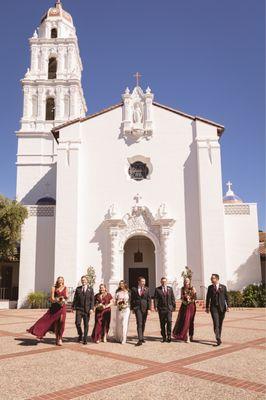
[161,277,167,281]
[99,283,107,289]
[81,275,88,281]
[211,274,220,280]
[116,280,129,293]
[138,276,145,282]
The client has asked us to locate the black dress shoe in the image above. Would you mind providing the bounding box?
[136,341,142,346]
[161,337,166,343]
[167,337,171,343]
[83,341,88,345]
[77,337,82,343]
[142,339,146,343]
[216,338,222,346]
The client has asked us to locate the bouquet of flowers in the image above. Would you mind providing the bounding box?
[117,299,128,311]
[50,296,65,314]
[56,296,66,304]
[96,303,105,311]
[182,288,196,305]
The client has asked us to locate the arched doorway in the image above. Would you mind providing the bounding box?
[123,235,156,295]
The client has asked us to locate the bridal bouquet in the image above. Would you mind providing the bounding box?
[117,299,128,311]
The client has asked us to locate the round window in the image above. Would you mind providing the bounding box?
[128,161,149,181]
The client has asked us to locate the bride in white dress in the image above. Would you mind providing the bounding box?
[114,280,131,344]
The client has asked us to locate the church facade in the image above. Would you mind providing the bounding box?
[16,2,261,306]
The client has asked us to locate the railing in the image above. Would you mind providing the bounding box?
[0,288,8,300]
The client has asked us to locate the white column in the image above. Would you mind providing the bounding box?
[68,46,75,73]
[57,46,65,77]
[54,139,81,288]
[69,86,77,118]
[41,47,49,78]
[160,228,170,279]
[108,227,120,294]
[195,121,227,288]
[30,45,39,74]
[37,87,45,120]
[55,86,63,120]
[22,87,31,119]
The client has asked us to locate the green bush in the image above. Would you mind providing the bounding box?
[27,291,50,309]
[227,290,243,307]
[242,284,266,308]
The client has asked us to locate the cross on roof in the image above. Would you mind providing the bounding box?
[133,72,142,87]
[226,181,232,191]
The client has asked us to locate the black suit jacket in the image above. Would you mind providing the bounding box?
[206,284,229,313]
[72,286,94,313]
[130,287,151,313]
[154,286,176,311]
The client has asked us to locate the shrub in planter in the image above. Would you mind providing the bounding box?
[242,284,266,308]
[27,291,50,309]
[227,290,243,307]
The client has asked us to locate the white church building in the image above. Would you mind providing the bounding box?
[15,1,261,306]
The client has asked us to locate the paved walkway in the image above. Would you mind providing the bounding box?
[0,308,265,400]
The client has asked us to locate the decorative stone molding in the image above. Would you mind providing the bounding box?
[121,86,154,142]
[224,204,250,215]
[104,195,175,288]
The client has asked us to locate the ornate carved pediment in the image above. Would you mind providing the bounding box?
[121,86,154,142]
[105,195,175,247]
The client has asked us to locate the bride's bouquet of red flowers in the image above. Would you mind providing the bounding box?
[117,299,128,311]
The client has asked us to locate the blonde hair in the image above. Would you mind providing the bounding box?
[55,276,64,288]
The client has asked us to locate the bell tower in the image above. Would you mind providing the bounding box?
[16,0,87,204]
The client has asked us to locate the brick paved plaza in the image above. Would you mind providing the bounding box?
[0,308,265,400]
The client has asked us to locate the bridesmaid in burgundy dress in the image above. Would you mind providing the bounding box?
[27,277,68,346]
[91,284,113,343]
[173,277,197,343]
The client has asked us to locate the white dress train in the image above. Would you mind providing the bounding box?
[114,291,130,344]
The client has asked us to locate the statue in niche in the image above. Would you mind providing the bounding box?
[133,102,143,125]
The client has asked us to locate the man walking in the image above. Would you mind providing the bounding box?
[130,276,151,346]
[154,277,176,342]
[72,275,94,345]
[205,273,229,346]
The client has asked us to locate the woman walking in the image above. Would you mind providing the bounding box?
[172,277,196,342]
[114,280,130,344]
[27,276,68,346]
[91,284,113,343]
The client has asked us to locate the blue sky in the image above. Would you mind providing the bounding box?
[0,0,265,229]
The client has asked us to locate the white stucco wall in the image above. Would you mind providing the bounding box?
[54,104,226,295]
[18,206,55,307]
[224,203,261,290]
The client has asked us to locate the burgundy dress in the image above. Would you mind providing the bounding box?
[91,292,113,342]
[27,287,67,339]
[172,286,196,341]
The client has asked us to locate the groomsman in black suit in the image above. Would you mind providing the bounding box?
[154,277,176,342]
[205,273,229,346]
[130,276,151,346]
[72,276,94,345]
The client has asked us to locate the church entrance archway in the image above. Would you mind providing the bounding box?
[123,235,156,295]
